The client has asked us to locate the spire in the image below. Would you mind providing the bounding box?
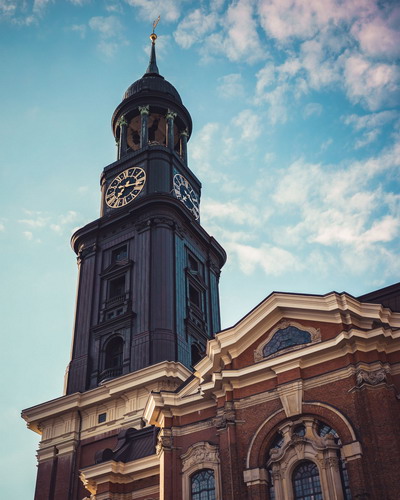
[145,16,160,76]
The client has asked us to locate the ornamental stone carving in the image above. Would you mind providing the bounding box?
[254,320,321,362]
[118,115,128,127]
[356,367,389,386]
[156,429,173,456]
[181,442,220,473]
[139,105,150,115]
[212,402,235,430]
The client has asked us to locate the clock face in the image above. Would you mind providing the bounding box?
[173,174,200,220]
[105,167,146,209]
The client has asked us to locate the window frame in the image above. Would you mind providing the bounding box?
[181,442,222,500]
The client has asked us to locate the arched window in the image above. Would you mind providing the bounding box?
[99,337,124,383]
[292,461,322,500]
[266,417,352,500]
[191,469,216,500]
[105,337,123,369]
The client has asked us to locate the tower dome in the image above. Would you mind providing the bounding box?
[123,37,182,104]
[112,31,192,148]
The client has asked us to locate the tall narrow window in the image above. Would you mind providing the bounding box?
[191,343,202,367]
[105,337,123,370]
[189,283,201,308]
[292,461,322,500]
[109,275,125,298]
[191,469,216,500]
[99,336,124,383]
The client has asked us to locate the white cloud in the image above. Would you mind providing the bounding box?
[217,73,245,99]
[23,231,33,240]
[232,109,262,141]
[343,111,399,148]
[174,8,217,49]
[105,3,123,13]
[343,111,398,131]
[18,210,80,238]
[70,23,86,38]
[197,0,266,64]
[33,0,52,14]
[0,221,5,231]
[18,211,49,228]
[352,11,400,59]
[88,15,127,58]
[257,0,375,42]
[270,139,400,254]
[320,138,333,152]
[303,102,322,118]
[202,199,263,228]
[343,54,400,110]
[227,241,300,276]
[123,0,183,22]
[89,15,122,39]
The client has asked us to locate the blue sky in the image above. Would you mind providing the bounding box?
[1,0,399,497]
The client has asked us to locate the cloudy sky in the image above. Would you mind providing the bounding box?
[1,0,399,496]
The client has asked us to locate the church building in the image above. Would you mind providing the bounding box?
[22,30,400,500]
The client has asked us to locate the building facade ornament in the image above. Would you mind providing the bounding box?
[254,320,321,362]
[181,441,220,472]
[263,417,354,500]
[212,402,236,430]
[139,105,150,115]
[356,367,389,386]
[156,429,173,456]
[118,115,128,127]
[165,110,177,120]
[181,441,222,500]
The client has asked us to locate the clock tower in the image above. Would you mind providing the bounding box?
[65,31,226,395]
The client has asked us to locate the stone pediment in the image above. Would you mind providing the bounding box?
[100,259,133,277]
[195,291,400,377]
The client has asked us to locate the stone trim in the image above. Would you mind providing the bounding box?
[243,467,268,486]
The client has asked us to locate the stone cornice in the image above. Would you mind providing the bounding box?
[22,361,191,434]
[144,325,400,424]
[80,454,159,494]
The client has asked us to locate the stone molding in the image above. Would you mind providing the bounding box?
[254,320,321,362]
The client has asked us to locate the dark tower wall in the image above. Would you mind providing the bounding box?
[65,47,226,394]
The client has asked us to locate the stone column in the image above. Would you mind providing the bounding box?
[118,115,128,159]
[180,128,189,164]
[166,110,177,151]
[139,105,149,148]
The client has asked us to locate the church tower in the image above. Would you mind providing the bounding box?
[66,30,226,394]
[23,28,225,500]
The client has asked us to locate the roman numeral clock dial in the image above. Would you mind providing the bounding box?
[173,173,200,220]
[105,167,146,209]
